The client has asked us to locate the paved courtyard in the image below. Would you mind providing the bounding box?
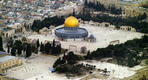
[28,24,143,51]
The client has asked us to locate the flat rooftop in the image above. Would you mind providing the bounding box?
[0,56,16,63]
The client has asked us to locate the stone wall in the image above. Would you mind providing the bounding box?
[0,58,23,73]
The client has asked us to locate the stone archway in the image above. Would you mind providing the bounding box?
[109,40,120,45]
[69,45,77,52]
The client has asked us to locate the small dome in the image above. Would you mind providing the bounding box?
[88,34,95,39]
[64,16,79,27]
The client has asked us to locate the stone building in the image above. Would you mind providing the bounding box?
[39,27,50,35]
[120,26,136,32]
[0,52,23,73]
[0,27,15,37]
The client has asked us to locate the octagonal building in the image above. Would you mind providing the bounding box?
[55,16,88,39]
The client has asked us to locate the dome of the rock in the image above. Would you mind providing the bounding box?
[55,16,88,39]
[64,16,79,27]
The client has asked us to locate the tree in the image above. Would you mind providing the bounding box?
[138,12,147,20]
[40,43,45,53]
[14,40,23,56]
[81,46,87,54]
[55,44,62,54]
[103,68,108,75]
[7,46,10,53]
[36,39,40,48]
[31,44,37,53]
[53,57,62,68]
[52,39,55,47]
[0,36,3,51]
[7,37,13,47]
[22,37,27,42]
[51,46,56,54]
[45,42,51,54]
[66,51,81,64]
[84,0,88,6]
[17,48,22,56]
[22,42,28,52]
[55,64,68,73]
[25,44,32,58]
[11,47,16,56]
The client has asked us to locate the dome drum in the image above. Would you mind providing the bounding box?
[55,27,88,39]
[64,26,78,30]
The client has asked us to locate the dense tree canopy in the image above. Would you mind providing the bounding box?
[75,9,148,33]
[53,51,83,68]
[53,51,94,76]
[85,35,148,67]
[11,47,16,56]
[31,16,65,32]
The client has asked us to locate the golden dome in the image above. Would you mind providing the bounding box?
[64,16,79,27]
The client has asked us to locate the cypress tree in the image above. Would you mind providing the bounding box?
[0,36,3,51]
[40,43,45,53]
[45,42,51,54]
[52,39,55,47]
[14,40,23,56]
[11,47,16,56]
[26,44,32,58]
[36,39,40,48]
[7,46,10,53]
